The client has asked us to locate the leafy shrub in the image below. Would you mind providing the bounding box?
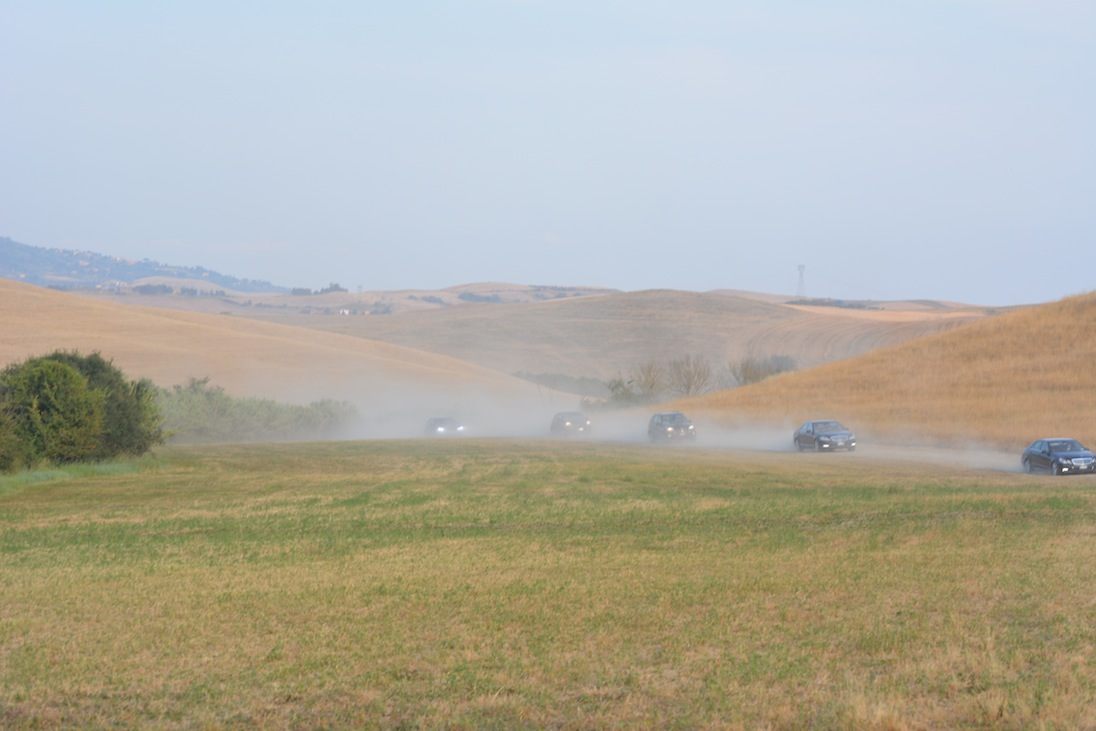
[0,358,105,465]
[0,351,164,470]
[43,351,163,459]
[0,409,25,472]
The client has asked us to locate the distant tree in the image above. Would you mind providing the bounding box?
[133,283,174,295]
[604,375,639,406]
[728,355,798,386]
[631,360,668,400]
[668,354,713,397]
[457,292,502,303]
[156,377,357,443]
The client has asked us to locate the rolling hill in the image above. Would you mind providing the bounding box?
[6,233,995,384]
[0,279,580,437]
[8,269,1082,451]
[0,236,282,293]
[216,288,996,381]
[675,291,1096,451]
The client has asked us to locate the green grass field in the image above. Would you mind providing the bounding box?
[2,440,1094,729]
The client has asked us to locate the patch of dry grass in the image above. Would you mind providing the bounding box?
[682,291,1096,451]
[2,440,1095,728]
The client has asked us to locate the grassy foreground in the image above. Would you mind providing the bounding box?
[1,440,1094,730]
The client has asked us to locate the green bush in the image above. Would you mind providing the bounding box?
[43,351,164,459]
[0,409,24,472]
[0,351,164,470]
[0,358,105,464]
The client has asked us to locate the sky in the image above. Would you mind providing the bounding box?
[2,2,1093,306]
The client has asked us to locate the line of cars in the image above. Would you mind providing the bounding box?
[424,413,1094,476]
[421,411,692,441]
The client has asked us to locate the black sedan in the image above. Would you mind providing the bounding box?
[794,420,856,452]
[1021,438,1096,475]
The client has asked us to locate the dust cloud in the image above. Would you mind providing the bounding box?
[248,370,1025,476]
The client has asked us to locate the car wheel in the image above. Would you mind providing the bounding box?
[1051,462,1062,476]
[1022,458,1032,473]
[815,440,823,452]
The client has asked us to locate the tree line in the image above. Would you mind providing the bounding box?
[0,352,358,473]
[589,354,798,409]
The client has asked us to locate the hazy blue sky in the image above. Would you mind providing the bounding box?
[2,2,1093,305]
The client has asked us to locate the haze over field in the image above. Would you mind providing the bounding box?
[2,3,1094,306]
[0,279,585,439]
[3,273,1094,455]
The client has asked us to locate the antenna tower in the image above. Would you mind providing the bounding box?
[797,265,806,298]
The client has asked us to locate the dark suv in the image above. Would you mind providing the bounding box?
[550,411,591,436]
[647,412,696,442]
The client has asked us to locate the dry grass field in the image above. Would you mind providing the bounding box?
[678,291,1096,452]
[2,440,1094,730]
[4,278,1096,728]
[0,279,564,421]
[226,289,995,380]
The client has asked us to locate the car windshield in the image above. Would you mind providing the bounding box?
[433,418,459,428]
[1048,440,1085,453]
[559,413,585,421]
[814,421,846,433]
[665,413,690,424]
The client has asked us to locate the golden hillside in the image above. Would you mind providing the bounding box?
[676,291,1096,450]
[0,279,573,429]
[229,289,993,379]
